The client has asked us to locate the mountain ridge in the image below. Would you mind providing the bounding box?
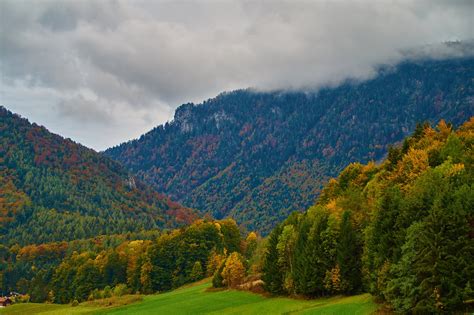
[105,57,474,234]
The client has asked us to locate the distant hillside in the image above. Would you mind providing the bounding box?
[106,57,474,234]
[0,107,196,245]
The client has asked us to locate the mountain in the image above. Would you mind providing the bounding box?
[106,57,474,234]
[0,107,196,245]
[262,118,474,312]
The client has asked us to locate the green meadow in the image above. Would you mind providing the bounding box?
[0,281,378,315]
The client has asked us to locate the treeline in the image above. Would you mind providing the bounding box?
[0,219,257,303]
[262,119,474,313]
[0,106,196,246]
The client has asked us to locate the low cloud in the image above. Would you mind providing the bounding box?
[1,0,473,149]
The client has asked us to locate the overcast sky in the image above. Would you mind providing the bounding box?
[1,0,473,150]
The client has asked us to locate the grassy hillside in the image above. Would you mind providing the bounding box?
[0,281,378,314]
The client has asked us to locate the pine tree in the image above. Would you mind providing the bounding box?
[262,224,284,294]
[293,216,312,295]
[337,211,362,294]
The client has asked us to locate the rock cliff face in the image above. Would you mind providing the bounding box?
[106,57,474,234]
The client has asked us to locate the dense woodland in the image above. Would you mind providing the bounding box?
[0,218,255,303]
[106,57,474,234]
[261,119,474,313]
[0,107,196,246]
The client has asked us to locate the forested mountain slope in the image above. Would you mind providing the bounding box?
[0,107,196,245]
[106,57,474,234]
[262,118,474,313]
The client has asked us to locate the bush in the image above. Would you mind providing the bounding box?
[71,299,79,307]
[113,284,129,297]
[103,286,112,298]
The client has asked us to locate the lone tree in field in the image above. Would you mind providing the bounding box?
[222,252,246,288]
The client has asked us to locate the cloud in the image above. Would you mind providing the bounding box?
[1,0,473,150]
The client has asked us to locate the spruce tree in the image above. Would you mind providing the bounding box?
[337,211,362,294]
[262,224,284,294]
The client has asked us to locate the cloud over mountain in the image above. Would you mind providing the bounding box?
[1,0,472,149]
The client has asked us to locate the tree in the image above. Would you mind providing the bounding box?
[324,264,342,294]
[276,225,297,293]
[73,259,102,301]
[219,219,241,253]
[262,224,284,294]
[140,260,153,294]
[212,261,225,288]
[190,261,203,281]
[293,216,313,295]
[221,252,246,288]
[244,232,258,259]
[337,211,362,293]
[207,249,226,277]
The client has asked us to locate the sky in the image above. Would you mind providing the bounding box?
[1,0,473,150]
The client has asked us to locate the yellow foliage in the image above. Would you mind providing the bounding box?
[325,198,343,219]
[391,148,429,189]
[207,250,226,277]
[246,231,257,242]
[221,252,245,288]
[437,119,452,139]
[324,264,344,293]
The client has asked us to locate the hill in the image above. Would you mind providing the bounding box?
[0,107,196,245]
[105,57,474,233]
[262,118,474,313]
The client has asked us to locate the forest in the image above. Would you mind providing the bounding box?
[106,57,474,234]
[261,119,474,313]
[0,107,196,246]
[0,218,256,304]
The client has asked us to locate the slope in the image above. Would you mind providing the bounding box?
[105,57,474,234]
[0,281,377,314]
[0,107,196,245]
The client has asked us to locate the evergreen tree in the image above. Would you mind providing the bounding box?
[262,224,284,294]
[337,211,362,294]
[293,216,313,295]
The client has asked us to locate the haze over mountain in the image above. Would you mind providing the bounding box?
[0,107,196,245]
[105,57,474,233]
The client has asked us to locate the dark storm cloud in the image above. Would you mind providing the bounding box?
[1,0,473,150]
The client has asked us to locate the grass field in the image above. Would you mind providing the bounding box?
[0,281,378,315]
